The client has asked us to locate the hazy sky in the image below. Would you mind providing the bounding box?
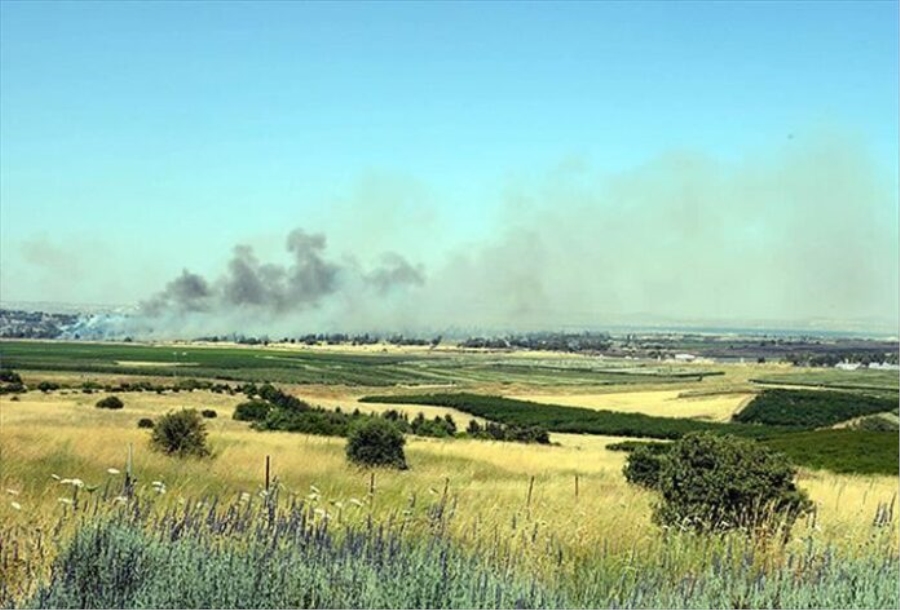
[1,1,897,333]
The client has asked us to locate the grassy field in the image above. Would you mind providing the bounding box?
[1,341,898,607]
[750,368,899,392]
[0,340,727,388]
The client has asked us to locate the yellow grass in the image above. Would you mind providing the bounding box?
[507,390,754,422]
[3,386,895,555]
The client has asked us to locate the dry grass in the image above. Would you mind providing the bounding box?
[506,390,753,422]
[3,385,895,556]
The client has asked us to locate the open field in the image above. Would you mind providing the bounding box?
[505,390,753,422]
[1,341,898,607]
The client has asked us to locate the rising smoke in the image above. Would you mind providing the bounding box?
[138,228,424,334]
[109,131,900,337]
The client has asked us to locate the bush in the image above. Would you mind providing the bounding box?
[150,409,210,458]
[623,445,665,489]
[233,399,272,422]
[37,381,60,393]
[346,418,407,469]
[137,418,155,429]
[653,433,812,534]
[0,369,22,384]
[201,409,218,419]
[95,395,124,410]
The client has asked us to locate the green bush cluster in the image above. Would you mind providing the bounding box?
[626,433,812,535]
[149,409,210,458]
[733,389,896,428]
[234,385,547,445]
[137,418,154,429]
[346,417,408,469]
[0,368,26,394]
[94,395,124,410]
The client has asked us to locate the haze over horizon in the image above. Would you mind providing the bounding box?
[1,1,897,336]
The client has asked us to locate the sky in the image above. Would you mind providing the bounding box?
[1,1,898,335]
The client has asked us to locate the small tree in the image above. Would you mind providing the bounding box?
[137,418,154,429]
[653,433,811,535]
[95,395,124,410]
[346,418,407,469]
[150,409,210,458]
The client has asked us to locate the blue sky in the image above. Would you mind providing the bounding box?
[1,1,897,330]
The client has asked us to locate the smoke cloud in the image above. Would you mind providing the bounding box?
[137,228,426,335]
[127,130,897,337]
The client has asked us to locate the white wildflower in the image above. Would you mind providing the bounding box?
[107,468,121,475]
[5,489,19,496]
[11,501,21,510]
[57,498,73,505]
[51,474,61,481]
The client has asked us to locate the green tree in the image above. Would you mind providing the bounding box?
[150,409,210,458]
[346,418,407,469]
[653,433,811,534]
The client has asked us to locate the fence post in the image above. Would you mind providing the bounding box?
[526,475,535,508]
[575,473,579,500]
[265,455,271,491]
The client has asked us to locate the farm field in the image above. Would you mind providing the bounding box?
[1,340,898,608]
[505,390,753,422]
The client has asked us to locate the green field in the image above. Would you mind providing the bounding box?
[0,340,724,387]
[750,369,899,392]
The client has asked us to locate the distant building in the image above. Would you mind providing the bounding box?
[868,362,900,371]
[835,361,862,371]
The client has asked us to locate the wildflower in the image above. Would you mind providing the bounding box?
[51,474,61,481]
[57,498,73,505]
[151,481,164,488]
[240,492,251,502]
[5,489,19,496]
[10,501,21,510]
[107,468,121,475]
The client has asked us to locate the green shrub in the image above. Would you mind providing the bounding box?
[95,395,124,410]
[233,399,272,421]
[653,433,812,534]
[346,418,407,469]
[623,445,665,489]
[150,409,210,458]
[201,409,218,419]
[137,418,155,429]
[37,380,60,393]
[0,369,22,383]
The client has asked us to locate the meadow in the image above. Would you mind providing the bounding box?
[1,340,898,608]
